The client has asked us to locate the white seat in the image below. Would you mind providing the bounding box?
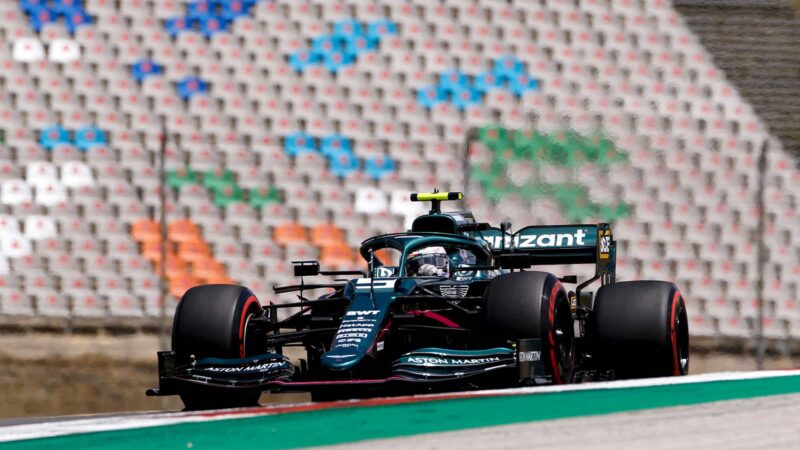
[0,235,32,258]
[48,39,81,63]
[26,162,59,188]
[1,180,33,205]
[12,38,45,62]
[34,181,68,206]
[354,188,389,214]
[0,215,22,237]
[389,190,425,217]
[60,161,95,188]
[24,215,57,241]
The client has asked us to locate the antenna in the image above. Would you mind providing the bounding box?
[410,190,463,214]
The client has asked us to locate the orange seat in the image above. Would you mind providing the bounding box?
[168,219,201,243]
[131,219,160,242]
[141,240,177,263]
[190,259,228,279]
[153,255,189,275]
[373,248,398,265]
[320,243,356,269]
[274,222,307,245]
[310,223,344,246]
[169,274,200,298]
[200,274,236,284]
[177,240,212,263]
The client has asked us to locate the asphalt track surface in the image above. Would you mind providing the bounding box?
[323,393,800,450]
[1,371,799,449]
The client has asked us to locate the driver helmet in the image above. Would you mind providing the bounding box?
[406,246,450,277]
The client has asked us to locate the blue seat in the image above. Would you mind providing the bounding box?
[321,135,352,157]
[50,0,83,15]
[289,50,318,72]
[367,20,397,40]
[75,126,107,151]
[344,35,377,57]
[165,17,191,38]
[493,56,525,81]
[332,19,362,40]
[450,86,481,110]
[131,59,163,83]
[472,70,503,94]
[63,7,92,34]
[220,0,255,21]
[187,0,214,19]
[321,50,354,73]
[176,77,209,100]
[508,73,539,96]
[283,132,317,156]
[312,36,340,54]
[195,14,229,38]
[19,0,48,14]
[364,156,395,180]
[26,6,57,33]
[416,85,446,109]
[329,152,359,177]
[39,126,70,151]
[438,70,469,94]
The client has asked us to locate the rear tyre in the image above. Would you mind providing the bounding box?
[172,284,263,410]
[592,280,689,378]
[484,272,575,384]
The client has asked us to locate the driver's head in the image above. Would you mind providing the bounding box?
[406,246,449,277]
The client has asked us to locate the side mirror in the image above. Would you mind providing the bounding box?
[292,260,320,277]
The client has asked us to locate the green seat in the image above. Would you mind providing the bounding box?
[203,168,236,191]
[478,126,513,154]
[211,184,243,207]
[249,186,282,208]
[512,130,551,161]
[167,167,197,189]
[598,203,631,221]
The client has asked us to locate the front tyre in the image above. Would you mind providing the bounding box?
[592,280,689,378]
[484,272,575,384]
[172,284,263,409]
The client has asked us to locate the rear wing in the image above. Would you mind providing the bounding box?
[468,223,615,277]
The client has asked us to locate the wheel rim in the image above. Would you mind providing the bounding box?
[242,311,255,357]
[552,297,575,381]
[675,301,690,374]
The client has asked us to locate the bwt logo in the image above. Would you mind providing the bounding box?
[345,310,380,316]
[482,229,588,249]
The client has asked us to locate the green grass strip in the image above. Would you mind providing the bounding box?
[6,375,800,450]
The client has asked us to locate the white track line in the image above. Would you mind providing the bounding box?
[1,370,798,443]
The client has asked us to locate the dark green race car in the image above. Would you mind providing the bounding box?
[148,192,689,410]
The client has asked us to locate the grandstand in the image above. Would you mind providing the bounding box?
[0,0,798,344]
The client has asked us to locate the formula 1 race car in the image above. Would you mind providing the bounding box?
[148,192,689,410]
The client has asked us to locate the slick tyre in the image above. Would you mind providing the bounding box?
[485,272,575,384]
[172,284,263,410]
[592,281,689,379]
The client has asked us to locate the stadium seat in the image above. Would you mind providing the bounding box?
[131,59,164,83]
[48,38,81,62]
[176,76,209,100]
[273,222,308,246]
[39,126,70,150]
[74,126,107,150]
[12,38,45,62]
[0,289,34,316]
[354,188,388,213]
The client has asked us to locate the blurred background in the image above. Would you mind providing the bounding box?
[0,0,798,417]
